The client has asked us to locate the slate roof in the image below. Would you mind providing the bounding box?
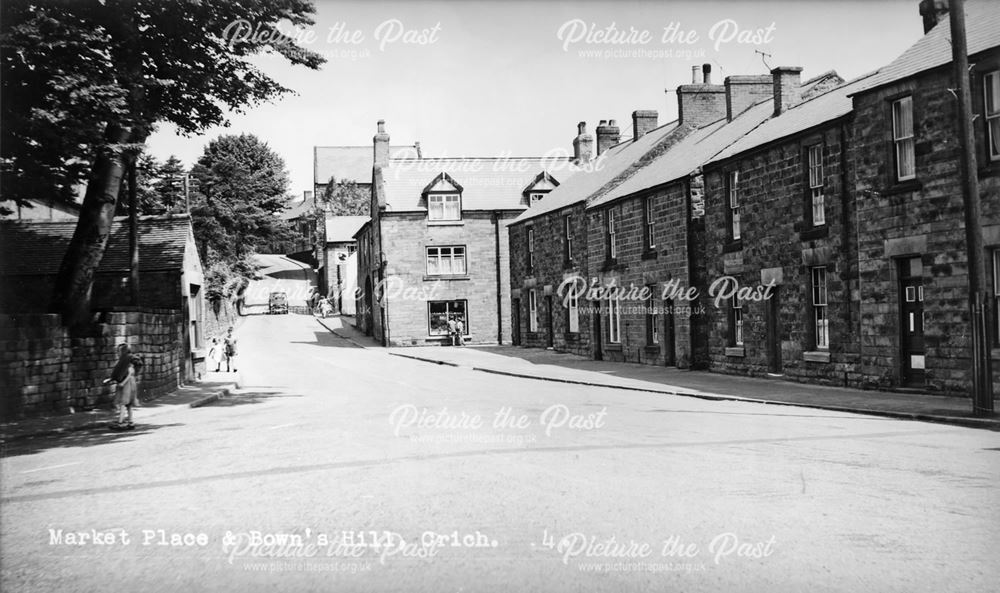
[0,214,194,276]
[324,216,369,243]
[380,157,576,213]
[593,101,775,207]
[852,0,1000,95]
[280,195,317,221]
[510,122,682,224]
[707,73,876,165]
[314,145,421,185]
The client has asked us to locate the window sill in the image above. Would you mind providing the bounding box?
[803,350,831,363]
[880,179,922,197]
[643,344,660,353]
[723,240,743,254]
[641,250,658,261]
[564,332,580,342]
[799,225,829,242]
[426,334,471,341]
[423,275,470,281]
[427,220,465,226]
[601,259,625,272]
[724,346,745,358]
[979,161,1000,177]
[604,344,622,351]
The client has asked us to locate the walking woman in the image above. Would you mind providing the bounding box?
[106,343,139,430]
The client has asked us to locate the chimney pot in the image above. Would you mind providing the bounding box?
[374,119,390,167]
[771,66,803,116]
[919,0,949,33]
[702,63,712,84]
[632,110,659,140]
[573,121,594,163]
[691,65,700,84]
[595,119,621,155]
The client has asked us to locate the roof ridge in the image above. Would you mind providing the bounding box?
[587,124,695,205]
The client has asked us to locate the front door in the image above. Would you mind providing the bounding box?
[545,295,555,348]
[593,301,603,361]
[900,257,925,385]
[664,298,676,367]
[766,288,782,374]
[511,299,521,346]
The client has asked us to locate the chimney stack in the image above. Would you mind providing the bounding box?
[632,110,658,140]
[674,64,726,127]
[373,119,390,167]
[919,0,949,33]
[596,120,621,155]
[573,122,594,163]
[724,75,772,121]
[771,66,802,116]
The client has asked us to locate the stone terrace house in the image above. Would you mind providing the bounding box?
[700,70,864,387]
[0,214,206,380]
[355,120,573,346]
[848,0,1000,394]
[320,215,368,312]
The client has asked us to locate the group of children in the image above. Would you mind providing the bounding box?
[106,326,237,430]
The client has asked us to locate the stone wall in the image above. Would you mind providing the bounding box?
[852,49,1000,394]
[701,121,861,388]
[509,202,592,358]
[0,308,185,419]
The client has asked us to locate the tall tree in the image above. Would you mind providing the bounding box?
[114,151,163,216]
[154,155,189,215]
[1,0,324,325]
[189,134,293,264]
[320,177,370,216]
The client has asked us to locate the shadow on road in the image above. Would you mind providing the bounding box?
[290,331,361,349]
[203,391,301,408]
[1,422,186,458]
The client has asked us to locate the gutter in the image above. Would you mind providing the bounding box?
[493,210,503,344]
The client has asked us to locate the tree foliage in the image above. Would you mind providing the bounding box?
[0,0,325,324]
[189,133,293,264]
[320,177,370,217]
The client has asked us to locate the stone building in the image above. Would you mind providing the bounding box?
[355,120,572,346]
[700,71,862,387]
[848,0,1000,393]
[320,215,368,312]
[0,214,206,381]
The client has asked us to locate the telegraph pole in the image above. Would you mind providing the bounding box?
[950,0,994,415]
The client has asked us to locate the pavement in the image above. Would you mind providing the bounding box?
[316,315,1000,431]
[0,375,239,442]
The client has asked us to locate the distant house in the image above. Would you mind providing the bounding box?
[2,196,81,222]
[320,215,369,313]
[0,214,206,380]
[355,120,574,346]
[314,143,421,198]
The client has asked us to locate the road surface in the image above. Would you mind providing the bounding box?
[2,313,999,592]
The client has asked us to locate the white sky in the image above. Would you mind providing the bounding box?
[146,0,925,196]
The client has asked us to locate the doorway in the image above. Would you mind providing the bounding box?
[512,299,521,346]
[766,287,782,374]
[899,257,925,386]
[545,295,555,348]
[663,298,676,367]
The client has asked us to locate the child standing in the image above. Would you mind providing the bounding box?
[224,327,238,372]
[106,343,138,429]
[208,337,224,372]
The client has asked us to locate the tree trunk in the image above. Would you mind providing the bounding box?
[50,123,143,326]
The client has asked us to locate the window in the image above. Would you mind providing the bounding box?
[728,171,741,241]
[426,246,466,276]
[428,193,461,221]
[189,285,203,350]
[608,297,621,343]
[529,192,546,205]
[607,208,617,260]
[730,296,744,346]
[643,197,655,250]
[646,289,658,345]
[429,301,468,336]
[564,215,573,262]
[527,228,535,274]
[812,267,830,349]
[892,96,915,181]
[986,71,1000,161]
[808,144,825,226]
[567,291,579,333]
[528,289,538,332]
[994,250,1000,344]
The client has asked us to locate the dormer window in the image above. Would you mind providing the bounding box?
[529,193,546,205]
[428,194,461,221]
[422,172,464,222]
[522,171,559,207]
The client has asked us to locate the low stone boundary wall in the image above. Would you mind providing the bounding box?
[0,309,184,419]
